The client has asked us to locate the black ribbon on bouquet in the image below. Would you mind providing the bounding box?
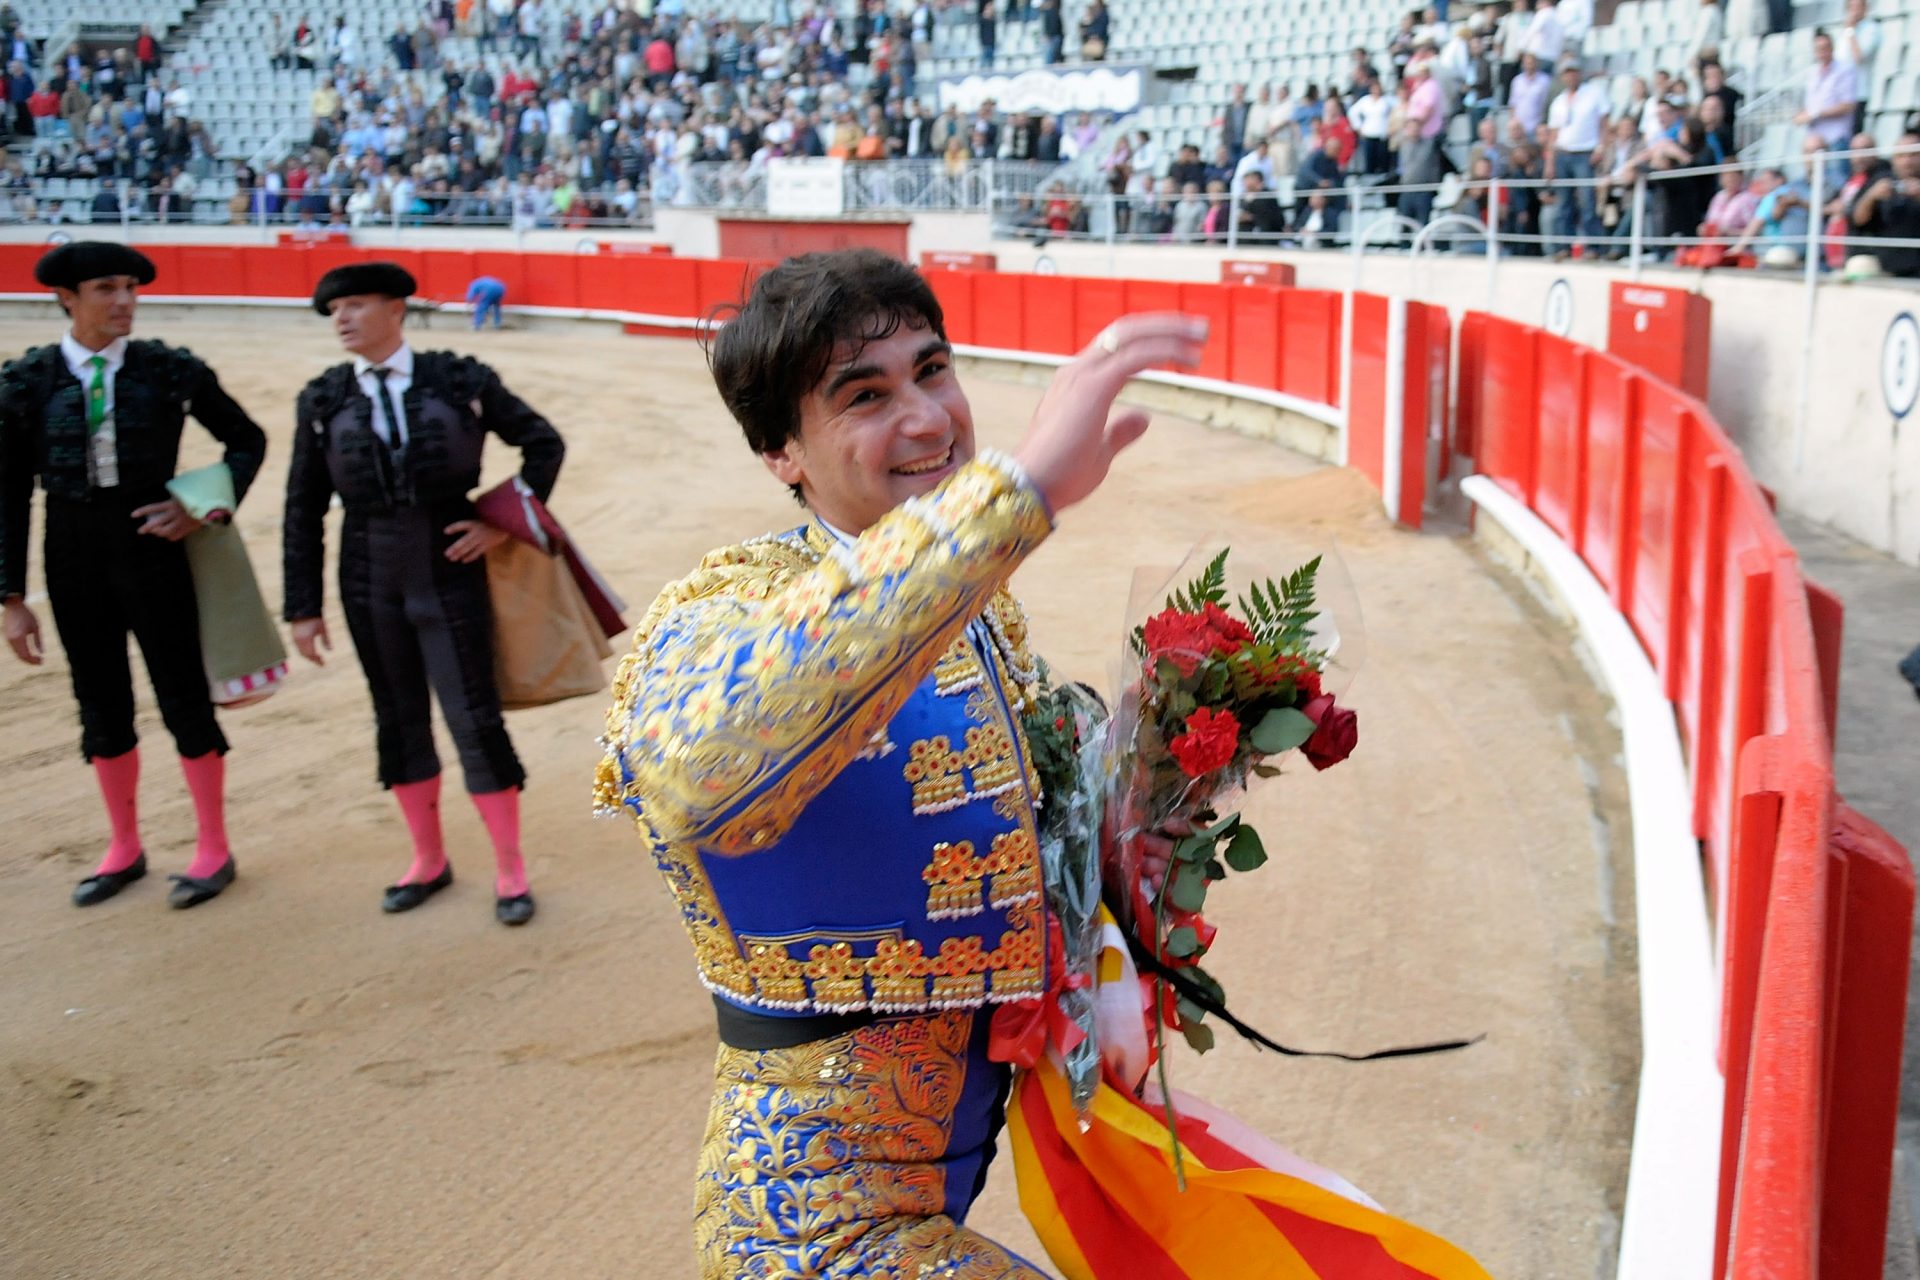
[1119,926,1485,1063]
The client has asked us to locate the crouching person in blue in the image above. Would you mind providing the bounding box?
[595,249,1206,1277]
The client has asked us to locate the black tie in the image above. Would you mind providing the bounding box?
[368,366,406,504]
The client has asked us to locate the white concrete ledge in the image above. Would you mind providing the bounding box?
[1462,473,1722,1280]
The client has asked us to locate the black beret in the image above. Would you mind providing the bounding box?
[312,261,417,315]
[35,241,157,289]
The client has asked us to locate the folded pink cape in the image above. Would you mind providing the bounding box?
[473,477,626,638]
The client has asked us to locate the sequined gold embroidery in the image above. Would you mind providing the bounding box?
[696,1012,1048,1278]
[923,840,984,920]
[594,456,1056,1017]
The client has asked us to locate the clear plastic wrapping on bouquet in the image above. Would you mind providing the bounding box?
[1032,680,1114,1114]
[1102,539,1363,943]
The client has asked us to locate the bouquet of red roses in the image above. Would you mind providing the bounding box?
[1107,550,1357,1052]
[1022,546,1360,1117]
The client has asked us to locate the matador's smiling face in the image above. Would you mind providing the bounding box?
[760,320,976,534]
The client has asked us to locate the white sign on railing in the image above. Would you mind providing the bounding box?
[936,64,1148,117]
[766,157,846,217]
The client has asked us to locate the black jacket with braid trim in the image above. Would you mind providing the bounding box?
[282,350,565,622]
[0,339,267,599]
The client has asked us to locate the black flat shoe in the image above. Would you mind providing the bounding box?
[382,864,452,913]
[495,892,535,926]
[168,856,236,909]
[73,853,147,906]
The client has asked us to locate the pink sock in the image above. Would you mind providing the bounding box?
[179,752,232,879]
[90,748,142,876]
[471,788,528,898]
[392,776,449,885]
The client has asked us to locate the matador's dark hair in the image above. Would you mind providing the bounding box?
[705,249,947,504]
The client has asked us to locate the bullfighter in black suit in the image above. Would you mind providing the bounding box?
[0,241,267,909]
[283,261,564,926]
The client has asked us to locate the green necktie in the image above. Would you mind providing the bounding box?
[85,355,107,434]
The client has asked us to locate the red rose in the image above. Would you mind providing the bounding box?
[1168,706,1241,777]
[1300,694,1358,771]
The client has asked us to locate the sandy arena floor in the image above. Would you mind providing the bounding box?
[0,307,1637,1279]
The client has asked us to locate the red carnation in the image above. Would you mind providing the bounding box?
[1300,694,1358,771]
[1198,601,1255,652]
[1168,706,1241,777]
[1142,609,1216,676]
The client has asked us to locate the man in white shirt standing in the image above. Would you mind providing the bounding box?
[1835,0,1880,130]
[1544,58,1609,256]
[285,263,566,927]
[1232,137,1276,192]
[1523,0,1565,69]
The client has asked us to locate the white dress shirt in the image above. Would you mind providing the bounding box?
[354,342,414,447]
[61,331,128,488]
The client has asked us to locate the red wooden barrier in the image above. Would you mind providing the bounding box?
[970,272,1026,351]
[1278,289,1340,409]
[1345,292,1390,497]
[1072,276,1127,352]
[471,251,529,304]
[1020,274,1076,356]
[1533,335,1585,545]
[522,251,582,309]
[924,268,975,345]
[1463,306,1909,1280]
[0,242,38,291]
[1176,283,1233,382]
[171,245,249,296]
[1226,285,1281,389]
[245,245,313,300]
[419,248,477,304]
[1475,322,1539,505]
[1820,802,1914,1279]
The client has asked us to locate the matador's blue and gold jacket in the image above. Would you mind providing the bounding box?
[595,453,1054,1018]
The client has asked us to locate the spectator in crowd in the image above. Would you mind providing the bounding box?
[1700,60,1741,139]
[1686,0,1723,68]
[1854,131,1920,274]
[1296,131,1347,229]
[136,24,162,79]
[1700,167,1761,250]
[1223,82,1252,164]
[1544,59,1610,256]
[1509,52,1551,138]
[1039,0,1065,63]
[1824,129,1886,264]
[7,60,32,138]
[1172,180,1207,241]
[1400,59,1446,225]
[27,76,57,139]
[1349,76,1393,176]
[1232,137,1275,192]
[1835,0,1880,126]
[1727,165,1812,263]
[1797,30,1860,154]
[1469,113,1507,175]
[1498,0,1533,99]
[1079,0,1109,60]
[1524,0,1565,67]
[1235,170,1285,239]
[978,0,997,66]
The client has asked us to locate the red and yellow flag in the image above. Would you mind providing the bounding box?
[1008,1057,1495,1280]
